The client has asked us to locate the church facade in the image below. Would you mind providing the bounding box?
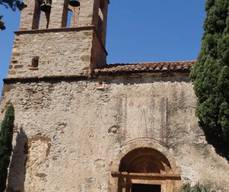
[1,0,229,191]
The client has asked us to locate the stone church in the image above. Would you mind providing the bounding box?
[1,0,229,191]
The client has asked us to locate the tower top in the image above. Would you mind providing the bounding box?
[8,0,109,79]
[20,0,109,33]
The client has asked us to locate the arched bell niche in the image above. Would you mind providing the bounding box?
[111,147,181,192]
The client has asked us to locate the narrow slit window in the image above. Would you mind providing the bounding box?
[31,56,39,68]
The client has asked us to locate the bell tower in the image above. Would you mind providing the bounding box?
[8,0,109,79]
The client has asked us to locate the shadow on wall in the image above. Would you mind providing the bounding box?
[7,128,28,192]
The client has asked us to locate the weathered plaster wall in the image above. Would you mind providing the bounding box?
[1,74,229,192]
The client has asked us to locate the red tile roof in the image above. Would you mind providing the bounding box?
[95,61,195,75]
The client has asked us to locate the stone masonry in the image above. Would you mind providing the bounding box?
[1,0,229,192]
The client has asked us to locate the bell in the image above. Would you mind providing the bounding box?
[69,0,80,7]
[40,0,52,12]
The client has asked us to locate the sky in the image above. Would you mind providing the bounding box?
[0,0,206,93]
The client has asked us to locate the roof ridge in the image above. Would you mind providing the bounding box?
[94,60,195,75]
[107,60,196,66]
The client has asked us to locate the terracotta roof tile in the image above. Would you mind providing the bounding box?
[95,61,195,75]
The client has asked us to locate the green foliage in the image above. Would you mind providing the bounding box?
[0,104,15,192]
[180,184,211,192]
[0,0,24,11]
[191,0,229,159]
[0,0,25,30]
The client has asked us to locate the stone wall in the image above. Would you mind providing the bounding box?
[1,74,229,192]
[10,0,108,78]
[91,32,107,69]
[9,29,95,78]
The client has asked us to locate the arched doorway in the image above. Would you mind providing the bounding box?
[111,148,181,192]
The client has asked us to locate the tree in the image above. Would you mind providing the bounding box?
[0,104,15,192]
[0,0,26,30]
[191,0,229,159]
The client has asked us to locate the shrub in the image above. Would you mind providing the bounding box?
[0,104,15,192]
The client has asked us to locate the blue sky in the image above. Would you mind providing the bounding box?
[0,0,206,93]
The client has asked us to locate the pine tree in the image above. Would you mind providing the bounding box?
[0,104,15,192]
[191,0,229,159]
